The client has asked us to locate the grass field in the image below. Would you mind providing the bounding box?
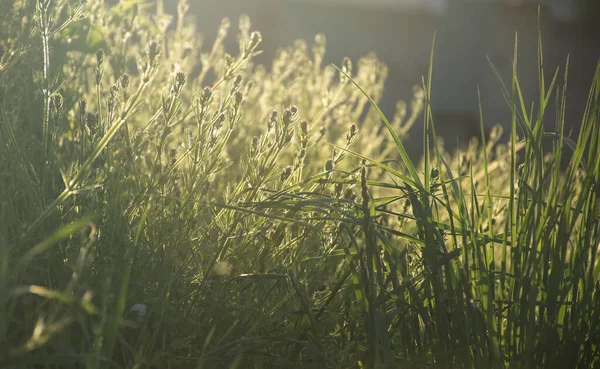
[1,1,599,368]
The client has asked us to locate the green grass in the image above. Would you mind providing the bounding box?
[1,1,599,368]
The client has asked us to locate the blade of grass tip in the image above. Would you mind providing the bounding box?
[537,6,545,103]
[477,87,502,362]
[333,65,423,190]
[423,31,436,194]
[486,57,535,143]
[502,32,520,356]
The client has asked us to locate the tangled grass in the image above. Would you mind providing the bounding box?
[1,1,599,368]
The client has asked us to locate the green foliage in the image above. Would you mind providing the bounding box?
[1,1,598,368]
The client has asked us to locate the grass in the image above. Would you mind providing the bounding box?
[1,1,599,368]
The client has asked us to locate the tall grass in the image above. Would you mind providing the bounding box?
[1,1,598,368]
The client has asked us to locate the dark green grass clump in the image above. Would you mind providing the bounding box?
[1,1,599,368]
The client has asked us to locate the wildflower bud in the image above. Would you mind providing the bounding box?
[268,110,278,131]
[233,91,243,109]
[239,14,251,34]
[281,165,292,181]
[313,34,326,62]
[412,85,425,102]
[79,99,87,114]
[169,148,177,165]
[176,72,186,86]
[517,163,524,177]
[283,106,297,126]
[50,94,63,113]
[489,125,503,142]
[108,84,120,113]
[119,73,130,90]
[315,34,326,48]
[346,122,358,142]
[300,120,308,135]
[172,71,186,94]
[231,74,243,92]
[50,94,63,121]
[298,148,306,158]
[430,166,439,181]
[248,31,262,51]
[325,159,334,172]
[394,100,407,123]
[85,112,96,127]
[251,136,259,152]
[224,53,234,69]
[215,112,226,128]
[335,182,343,196]
[146,40,160,64]
[200,87,213,106]
[218,18,231,38]
[96,48,104,66]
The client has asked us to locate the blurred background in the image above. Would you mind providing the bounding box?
[164,0,599,152]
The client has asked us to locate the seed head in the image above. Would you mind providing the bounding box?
[78,99,87,114]
[335,182,343,195]
[215,112,226,128]
[231,74,243,92]
[283,106,298,126]
[119,73,130,90]
[85,112,97,127]
[281,165,292,181]
[200,87,213,105]
[96,48,104,66]
[268,110,278,131]
[346,122,358,142]
[325,159,334,172]
[248,31,262,51]
[176,72,186,88]
[50,94,63,113]
[430,166,439,181]
[146,40,160,64]
[233,91,243,109]
[300,120,309,135]
[251,136,259,152]
[218,17,231,38]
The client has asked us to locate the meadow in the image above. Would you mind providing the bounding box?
[1,1,599,368]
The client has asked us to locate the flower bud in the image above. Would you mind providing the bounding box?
[248,31,262,51]
[233,91,243,109]
[215,112,226,128]
[200,87,213,105]
[79,99,87,114]
[268,110,278,131]
[96,48,104,66]
[281,165,292,181]
[325,159,334,172]
[251,136,259,152]
[119,73,130,90]
[146,40,160,64]
[86,112,97,127]
[346,122,358,142]
[231,74,243,92]
[300,120,308,135]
